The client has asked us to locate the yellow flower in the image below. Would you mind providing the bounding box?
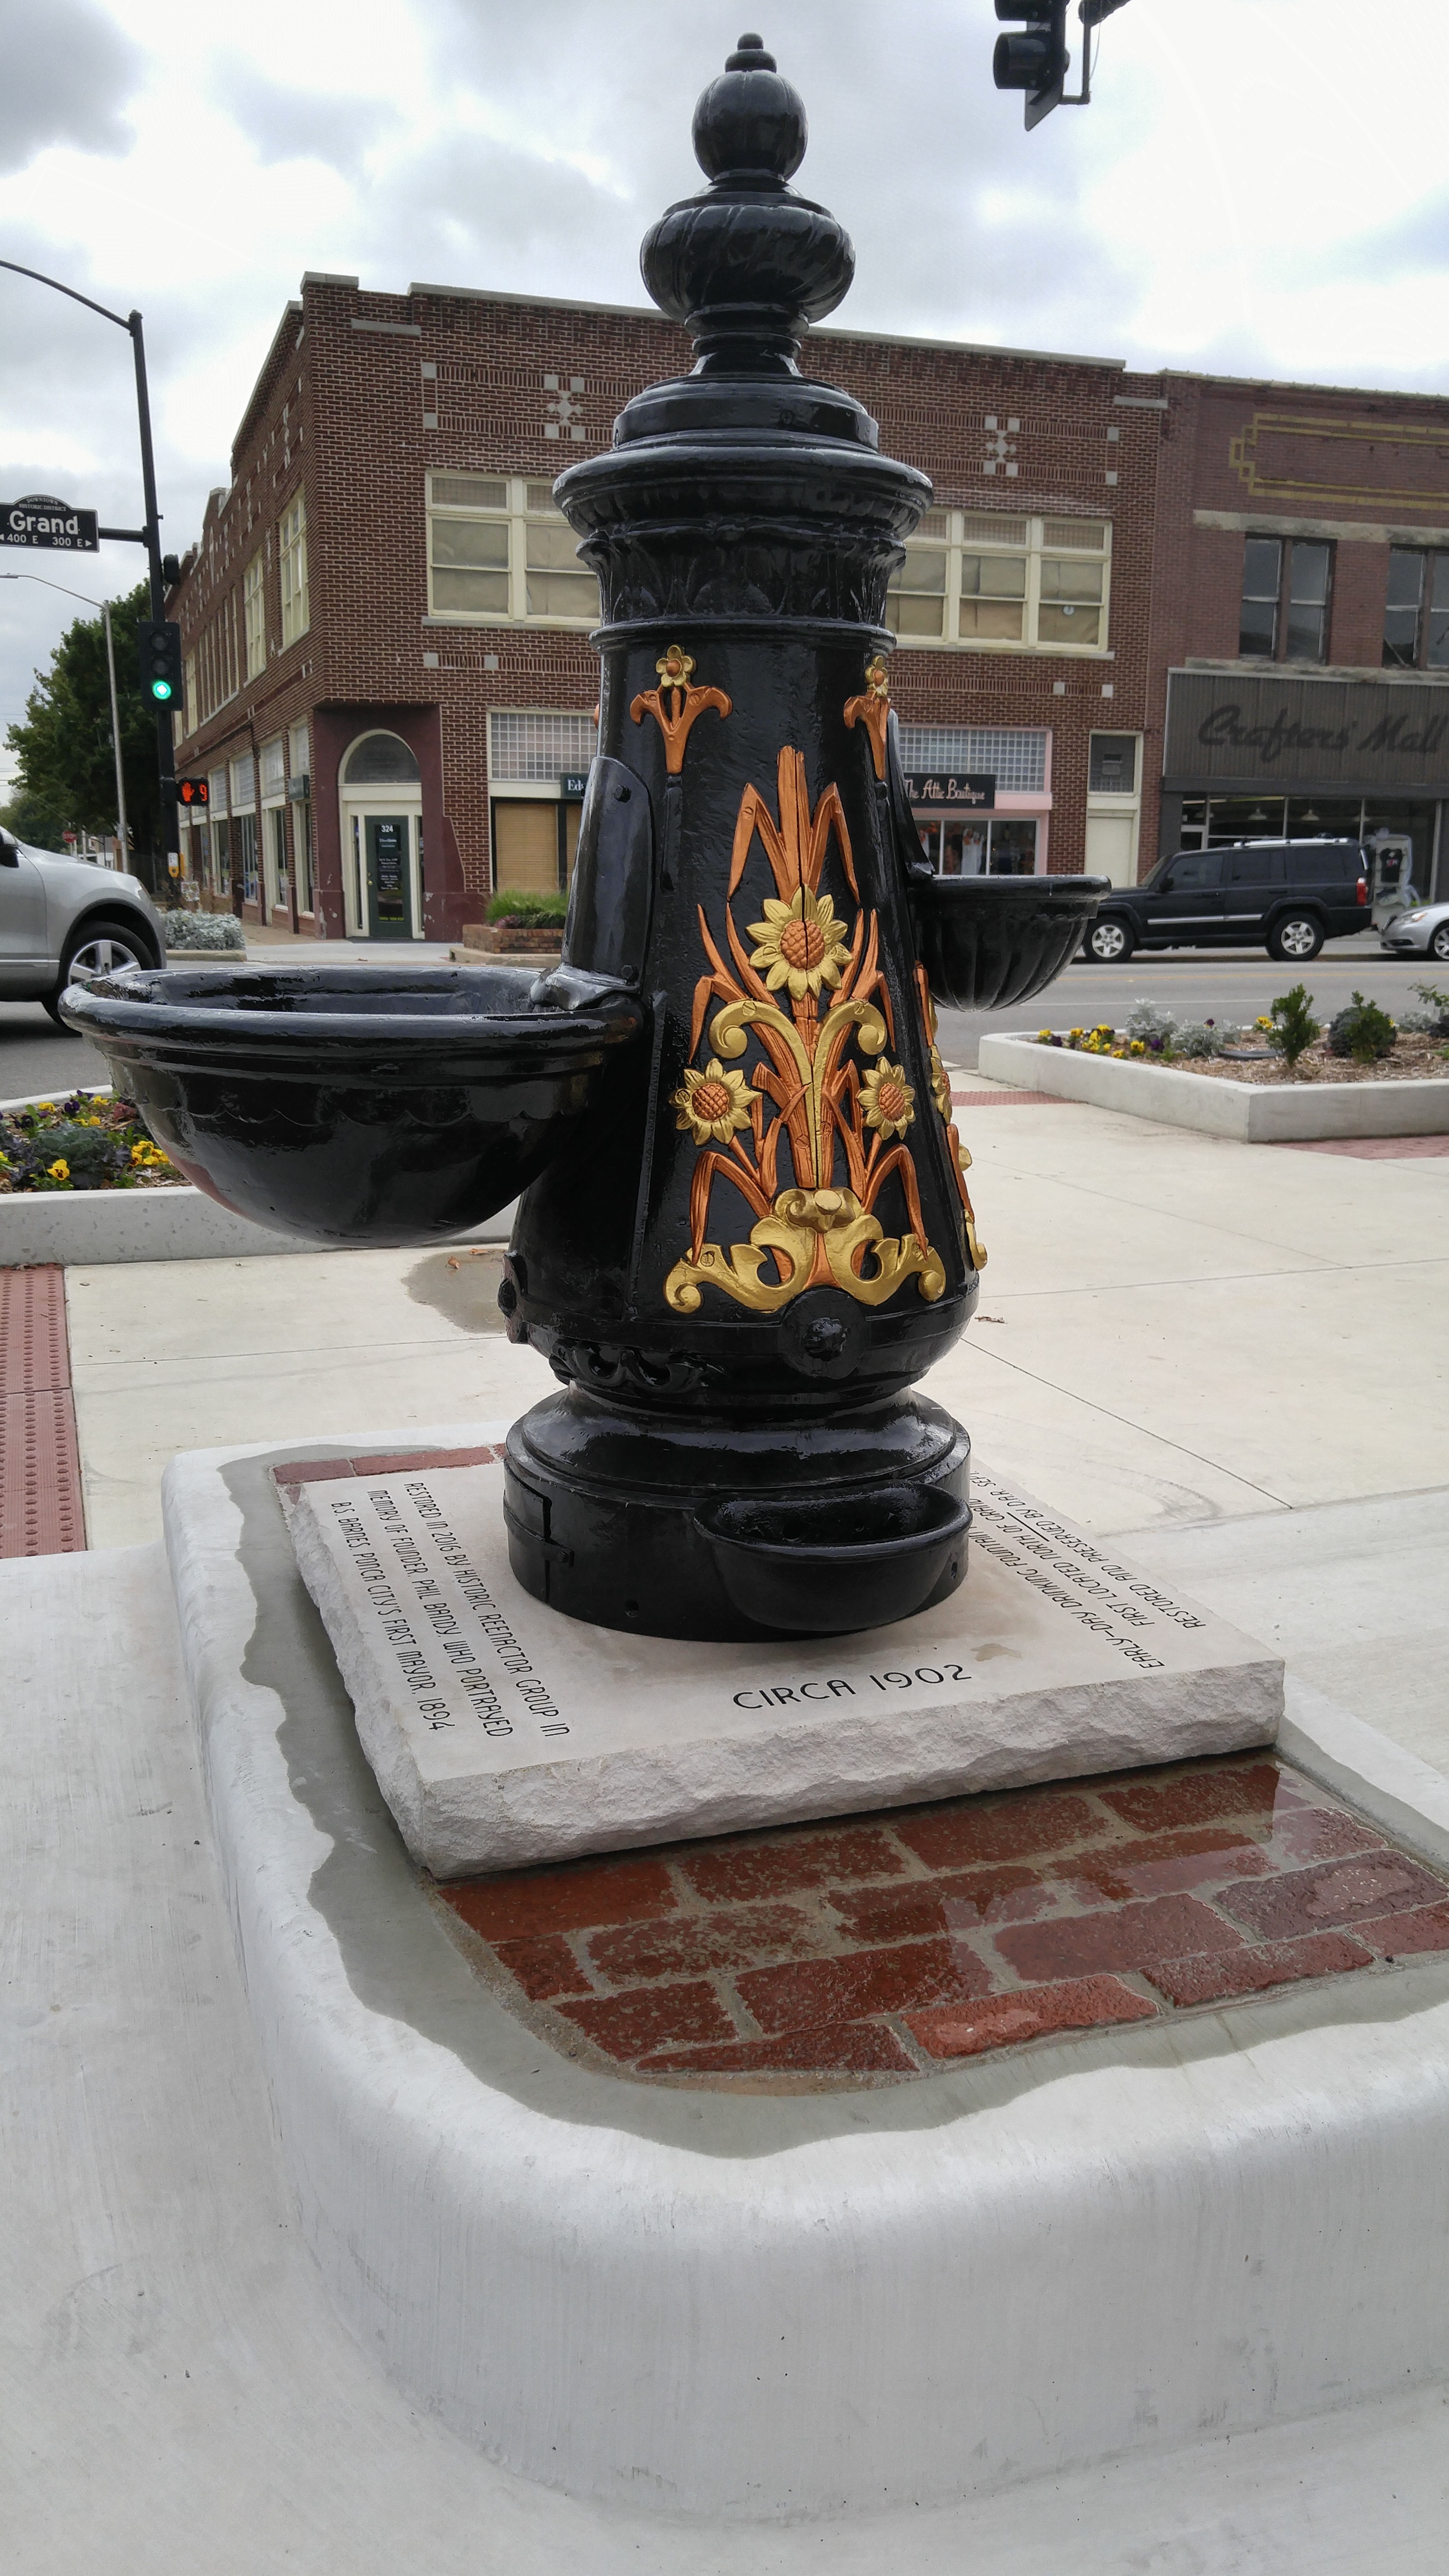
[747,886,852,1001]
[1128,1038,1145,1056]
[1037,1027,1054,1043]
[672,1057,759,1146]
[860,1059,915,1140]
[47,1158,70,1180]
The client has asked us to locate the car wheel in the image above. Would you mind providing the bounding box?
[44,917,157,1020]
[1432,923,1449,962]
[1085,918,1134,964]
[1267,914,1324,964]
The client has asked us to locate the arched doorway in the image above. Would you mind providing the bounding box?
[339,731,423,939]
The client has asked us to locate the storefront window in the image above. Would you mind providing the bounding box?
[233,812,259,907]
[916,818,1036,874]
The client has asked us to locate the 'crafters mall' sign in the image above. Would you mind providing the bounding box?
[1,494,99,553]
[1166,669,1449,792]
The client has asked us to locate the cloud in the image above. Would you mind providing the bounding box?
[207,56,389,173]
[0,0,143,175]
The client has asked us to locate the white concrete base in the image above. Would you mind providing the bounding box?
[156,1421,1449,2522]
[280,1452,1281,1875]
[978,1030,1449,1138]
[0,1183,519,1264]
[10,1533,1449,2570]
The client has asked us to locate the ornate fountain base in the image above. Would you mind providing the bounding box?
[502,1387,971,1642]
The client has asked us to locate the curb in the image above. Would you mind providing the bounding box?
[977,1034,1449,1141]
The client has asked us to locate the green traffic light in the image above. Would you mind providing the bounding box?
[150,678,173,700]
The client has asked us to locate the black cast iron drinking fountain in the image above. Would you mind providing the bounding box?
[65,34,1104,1644]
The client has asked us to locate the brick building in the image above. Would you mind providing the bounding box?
[167,273,1449,937]
[1147,375,1449,900]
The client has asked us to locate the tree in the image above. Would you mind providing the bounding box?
[3,579,161,876]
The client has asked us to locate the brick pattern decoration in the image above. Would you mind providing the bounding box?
[0,1266,85,1556]
[434,1754,1449,2089]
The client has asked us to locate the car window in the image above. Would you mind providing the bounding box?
[1224,847,1286,886]
[1160,852,1223,892]
[1287,841,1353,882]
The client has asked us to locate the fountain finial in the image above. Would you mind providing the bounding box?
[640,33,853,376]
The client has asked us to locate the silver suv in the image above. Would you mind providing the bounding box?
[0,827,163,1020]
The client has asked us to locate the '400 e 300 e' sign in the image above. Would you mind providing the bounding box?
[2,494,99,553]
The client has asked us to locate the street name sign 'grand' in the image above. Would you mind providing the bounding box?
[2,492,99,552]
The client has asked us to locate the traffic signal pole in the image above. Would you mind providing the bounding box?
[0,258,175,896]
[127,310,177,891]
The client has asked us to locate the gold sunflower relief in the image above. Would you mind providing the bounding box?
[859,1060,916,1140]
[672,1058,759,1146]
[746,886,853,1002]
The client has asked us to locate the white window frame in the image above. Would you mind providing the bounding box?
[242,549,266,679]
[425,472,600,629]
[887,512,1112,656]
[279,490,309,647]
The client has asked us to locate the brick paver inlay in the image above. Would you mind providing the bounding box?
[434,1754,1449,2087]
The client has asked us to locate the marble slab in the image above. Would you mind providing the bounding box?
[276,1447,1283,1876]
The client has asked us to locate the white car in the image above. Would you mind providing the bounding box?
[0,826,164,1018]
[1381,902,1449,964]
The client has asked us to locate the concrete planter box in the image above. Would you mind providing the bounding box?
[458,922,565,955]
[0,1185,517,1267]
[977,1032,1449,1141]
[1,1086,515,1264]
[160,949,249,966]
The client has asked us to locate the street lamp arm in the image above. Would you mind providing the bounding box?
[0,256,130,333]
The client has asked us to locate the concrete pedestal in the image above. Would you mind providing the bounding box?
[157,1424,1449,2524]
[276,1446,1281,1875]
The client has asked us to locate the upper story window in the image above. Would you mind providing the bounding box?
[886,513,1110,652]
[426,473,600,626]
[242,550,266,679]
[1240,536,1332,663]
[278,491,309,646]
[1383,547,1449,670]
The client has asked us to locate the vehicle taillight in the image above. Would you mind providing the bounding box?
[1356,876,1368,905]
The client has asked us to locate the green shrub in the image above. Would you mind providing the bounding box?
[485,888,568,926]
[1265,984,1320,1071]
[1326,991,1396,1063]
[163,911,244,950]
[1411,982,1449,1037]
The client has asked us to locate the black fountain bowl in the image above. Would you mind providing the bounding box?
[909,874,1111,1014]
[696,1483,970,1635]
[58,963,645,1246]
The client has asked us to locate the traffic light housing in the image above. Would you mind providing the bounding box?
[137,618,182,705]
[994,0,1069,128]
[176,776,209,810]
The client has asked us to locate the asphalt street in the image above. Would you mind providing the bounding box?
[934,934,1441,1069]
[0,936,1439,1104]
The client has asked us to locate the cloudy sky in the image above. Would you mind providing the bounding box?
[3,0,1447,783]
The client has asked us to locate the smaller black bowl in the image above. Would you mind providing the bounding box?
[695,1482,970,1635]
[59,962,644,1246]
[908,872,1110,1013]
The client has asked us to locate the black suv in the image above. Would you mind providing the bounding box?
[1083,839,1369,964]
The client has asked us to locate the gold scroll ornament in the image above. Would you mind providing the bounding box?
[664,685,946,1317]
[915,964,987,1273]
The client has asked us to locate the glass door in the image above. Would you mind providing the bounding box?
[365,815,414,939]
